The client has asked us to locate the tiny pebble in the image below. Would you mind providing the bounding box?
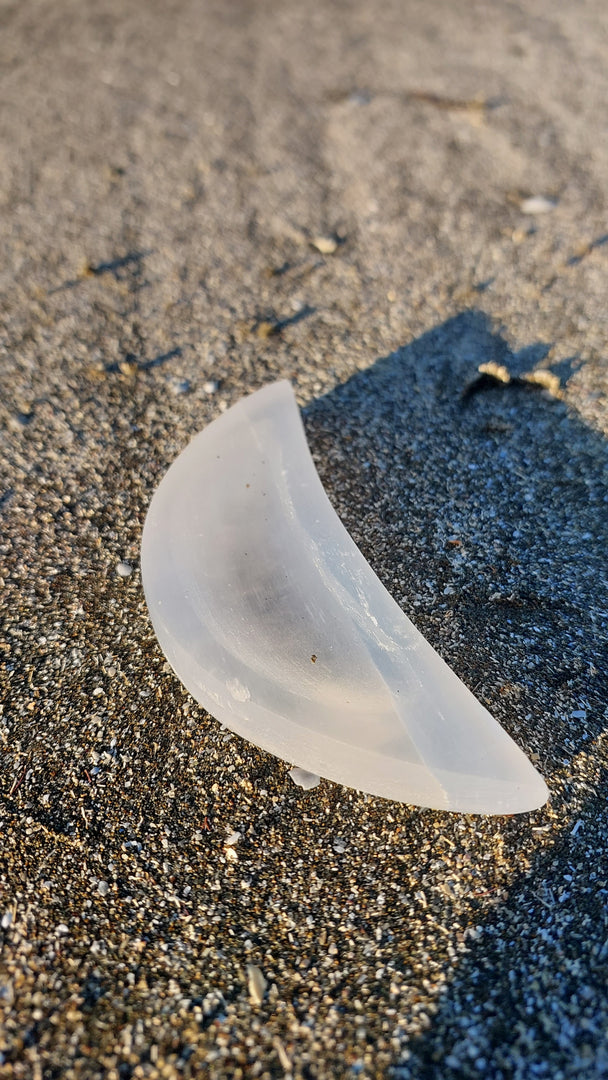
[166,375,191,395]
[311,235,338,254]
[203,380,218,394]
[116,561,133,578]
[288,767,320,790]
[97,881,109,896]
[333,837,347,854]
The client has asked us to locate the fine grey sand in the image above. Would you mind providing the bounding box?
[1,2,607,1078]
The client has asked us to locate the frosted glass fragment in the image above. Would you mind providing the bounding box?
[141,380,549,815]
[289,767,321,791]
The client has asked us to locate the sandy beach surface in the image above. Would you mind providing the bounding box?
[1,1,607,1076]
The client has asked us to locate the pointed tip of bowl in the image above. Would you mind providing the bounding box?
[430,762,550,816]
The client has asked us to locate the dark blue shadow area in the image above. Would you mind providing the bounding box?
[302,310,608,1077]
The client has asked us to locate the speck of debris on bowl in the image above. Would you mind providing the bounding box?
[289,767,320,790]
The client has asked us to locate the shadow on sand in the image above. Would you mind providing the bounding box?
[303,310,608,1077]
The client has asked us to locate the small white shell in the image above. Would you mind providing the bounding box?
[520,195,557,214]
[247,964,267,1006]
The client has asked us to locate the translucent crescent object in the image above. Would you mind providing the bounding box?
[141,381,548,814]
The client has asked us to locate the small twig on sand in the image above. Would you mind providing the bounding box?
[9,755,31,797]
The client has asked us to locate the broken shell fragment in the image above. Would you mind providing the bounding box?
[247,964,267,1006]
[141,380,548,814]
